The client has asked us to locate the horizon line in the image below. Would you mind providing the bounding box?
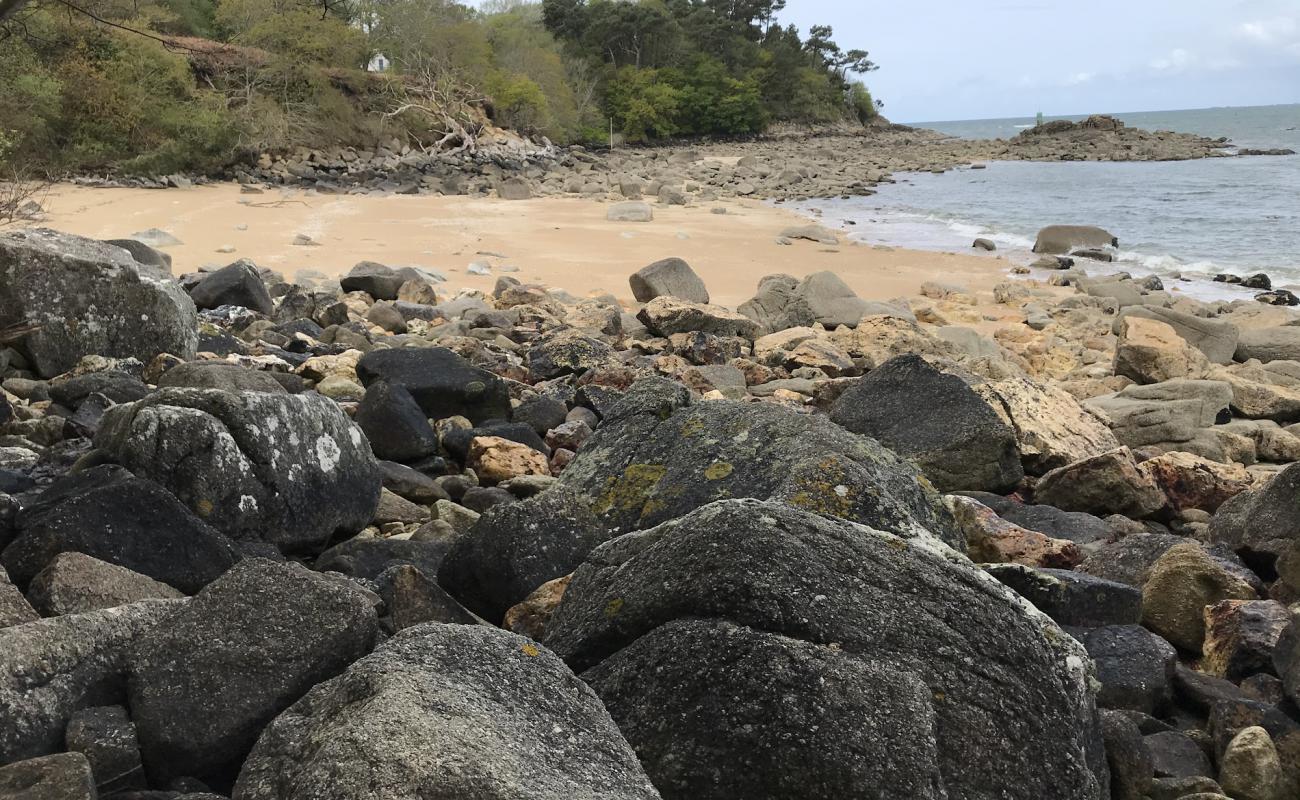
[906,101,1300,126]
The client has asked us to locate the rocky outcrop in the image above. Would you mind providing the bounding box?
[1033,225,1117,255]
[629,257,709,304]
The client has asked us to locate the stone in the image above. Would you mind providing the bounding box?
[232,623,659,800]
[0,228,197,378]
[1141,542,1257,652]
[64,705,144,793]
[528,330,617,379]
[629,257,708,304]
[156,362,287,394]
[0,753,96,799]
[1114,307,1239,364]
[1219,726,1283,800]
[1077,625,1177,714]
[353,380,438,463]
[1236,327,1300,364]
[1145,730,1213,779]
[961,492,1113,549]
[189,260,274,315]
[95,388,380,552]
[779,224,839,245]
[1202,600,1291,681]
[127,559,378,786]
[315,537,451,583]
[339,261,404,300]
[831,355,1023,492]
[974,375,1120,474]
[104,238,172,272]
[1034,447,1166,518]
[1209,461,1300,571]
[355,347,511,424]
[1033,224,1118,254]
[973,237,996,251]
[503,573,571,641]
[636,296,759,340]
[1114,317,1208,384]
[545,499,1106,800]
[557,380,960,546]
[1142,451,1252,514]
[0,565,37,627]
[467,435,551,485]
[737,274,816,333]
[365,301,406,333]
[0,600,179,763]
[796,270,872,327]
[985,564,1141,627]
[2,467,241,594]
[947,497,1082,568]
[1078,533,1258,590]
[1100,709,1154,800]
[497,176,532,200]
[606,201,653,223]
[28,553,184,616]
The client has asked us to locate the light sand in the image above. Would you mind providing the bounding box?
[36,183,1019,308]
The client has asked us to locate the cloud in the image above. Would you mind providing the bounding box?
[1237,16,1297,45]
[1065,72,1095,85]
[1149,48,1193,73]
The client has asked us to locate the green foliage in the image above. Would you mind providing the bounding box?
[604,65,680,141]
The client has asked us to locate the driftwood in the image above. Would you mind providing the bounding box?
[382,56,486,156]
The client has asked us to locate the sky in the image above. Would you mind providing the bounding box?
[776,0,1300,122]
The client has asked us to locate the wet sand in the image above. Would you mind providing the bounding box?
[38,183,1021,308]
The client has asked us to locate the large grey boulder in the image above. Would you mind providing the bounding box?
[1114,307,1239,364]
[1034,447,1166,518]
[128,559,378,787]
[0,600,180,764]
[737,274,816,333]
[1209,460,1300,568]
[232,623,660,800]
[1086,380,1232,447]
[545,500,1106,800]
[629,257,708,304]
[28,553,185,616]
[796,270,872,328]
[636,296,760,340]
[831,354,1024,492]
[156,362,288,394]
[556,379,960,547]
[189,260,274,315]
[339,261,404,300]
[606,201,653,223]
[1235,327,1300,363]
[1033,225,1118,254]
[95,389,380,552]
[355,347,511,425]
[0,752,96,799]
[0,228,197,378]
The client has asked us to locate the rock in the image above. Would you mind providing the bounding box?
[64,705,144,793]
[189,260,274,315]
[947,497,1082,568]
[1210,461,1300,569]
[964,492,1114,548]
[606,201,653,222]
[1219,726,1283,800]
[545,499,1106,799]
[156,362,287,394]
[985,563,1141,627]
[973,237,996,251]
[2,467,241,594]
[1101,709,1154,800]
[375,564,478,630]
[1114,307,1239,364]
[557,380,959,546]
[737,274,816,333]
[0,228,197,378]
[0,600,179,763]
[365,301,406,333]
[1034,447,1166,518]
[95,388,380,552]
[1255,289,1299,306]
[315,537,451,583]
[629,257,708,304]
[1142,451,1252,514]
[438,486,600,623]
[779,224,838,245]
[1086,380,1232,447]
[28,553,184,616]
[974,375,1121,473]
[831,355,1023,492]
[1202,600,1292,681]
[1141,542,1257,652]
[0,753,96,799]
[1145,730,1214,779]
[636,296,759,340]
[467,435,551,485]
[355,347,511,424]
[1077,625,1177,714]
[1115,317,1209,384]
[1236,327,1300,363]
[796,271,873,328]
[103,238,172,272]
[127,558,378,786]
[232,623,659,800]
[528,330,617,379]
[1033,224,1118,254]
[503,573,570,641]
[340,261,404,300]
[497,177,532,200]
[353,380,438,463]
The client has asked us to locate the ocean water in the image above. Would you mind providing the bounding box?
[794,104,1300,300]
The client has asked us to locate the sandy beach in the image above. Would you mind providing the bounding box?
[37,183,1020,309]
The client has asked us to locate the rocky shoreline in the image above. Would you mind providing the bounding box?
[1,217,1299,799]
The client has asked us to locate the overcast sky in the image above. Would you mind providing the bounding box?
[778,0,1300,122]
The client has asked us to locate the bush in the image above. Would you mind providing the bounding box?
[604,66,680,141]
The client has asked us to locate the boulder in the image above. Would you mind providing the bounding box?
[0,753,96,799]
[497,176,532,200]
[503,573,571,640]
[156,362,287,394]
[545,499,1107,800]
[1114,317,1208,384]
[355,347,511,424]
[831,355,1023,492]
[1209,461,1300,569]
[527,330,618,379]
[64,704,145,793]
[737,274,816,333]
[1100,710,1154,800]
[1141,542,1257,652]
[352,380,438,463]
[946,496,1081,568]
[95,389,380,552]
[557,379,960,546]
[467,435,551,485]
[1076,625,1177,714]
[2,467,241,594]
[974,375,1120,474]
[963,492,1113,548]
[779,224,839,245]
[0,228,197,378]
[984,564,1141,627]
[27,553,185,616]
[1086,380,1232,447]
[606,201,654,223]
[0,565,37,627]
[796,271,872,328]
[1235,327,1300,364]
[1034,447,1166,518]
[1219,726,1283,800]
[1145,731,1214,779]
[1142,451,1251,514]
[1033,225,1118,254]
[232,623,659,800]
[0,600,180,763]
[103,238,172,272]
[1277,615,1300,707]
[636,296,759,340]
[127,559,378,786]
[1114,307,1239,365]
[629,257,708,304]
[1079,533,1260,591]
[340,261,404,300]
[189,260,274,315]
[1202,600,1291,681]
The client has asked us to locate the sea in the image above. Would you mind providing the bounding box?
[792,104,1300,301]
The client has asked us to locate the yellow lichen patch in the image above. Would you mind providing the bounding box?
[679,417,705,437]
[704,461,734,481]
[592,463,667,515]
[604,598,624,617]
[521,643,540,657]
[195,498,214,517]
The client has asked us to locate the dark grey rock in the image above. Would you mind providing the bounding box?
[1077,625,1177,714]
[103,238,172,272]
[830,354,1023,493]
[374,565,479,630]
[353,380,438,463]
[545,499,1106,800]
[984,564,1142,627]
[961,492,1113,546]
[513,395,568,435]
[65,705,145,792]
[127,559,378,787]
[1144,730,1213,779]
[189,260,274,315]
[1277,616,1299,708]
[28,552,185,616]
[232,623,660,800]
[316,538,451,583]
[377,460,448,504]
[48,371,149,408]
[0,564,37,627]
[156,363,287,394]
[1100,709,1154,800]
[1078,533,1263,593]
[0,229,198,378]
[629,257,709,304]
[355,347,511,424]
[0,752,96,799]
[95,388,380,552]
[339,261,403,300]
[1209,461,1300,572]
[527,331,616,379]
